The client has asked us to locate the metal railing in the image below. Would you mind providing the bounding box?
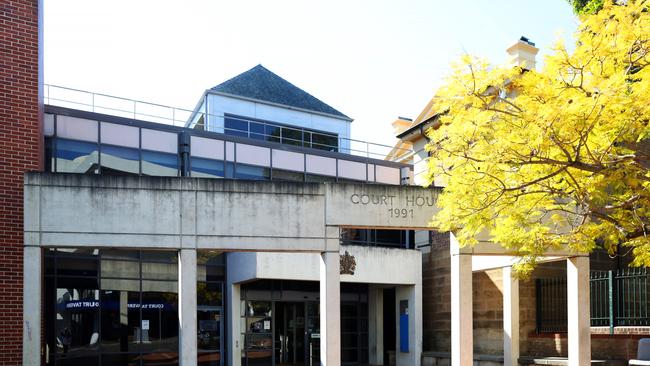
[44,84,413,161]
[536,268,650,334]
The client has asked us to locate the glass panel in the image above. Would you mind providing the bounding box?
[140,291,179,353]
[101,144,140,175]
[250,122,265,141]
[45,136,54,172]
[141,150,178,177]
[341,348,358,363]
[271,169,304,182]
[224,117,249,138]
[198,351,221,366]
[375,229,404,247]
[56,257,98,277]
[141,251,176,263]
[246,301,272,317]
[142,261,177,280]
[198,282,223,307]
[100,289,140,353]
[281,127,302,146]
[191,157,225,178]
[54,279,100,360]
[303,131,312,148]
[341,318,357,332]
[102,258,140,279]
[311,132,338,152]
[198,251,225,266]
[56,139,99,174]
[341,304,357,317]
[265,124,280,143]
[235,164,270,181]
[198,307,222,352]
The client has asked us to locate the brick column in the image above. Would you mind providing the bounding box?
[0,0,43,365]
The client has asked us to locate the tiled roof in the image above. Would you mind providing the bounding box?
[210,65,350,119]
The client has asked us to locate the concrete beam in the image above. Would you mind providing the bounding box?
[567,256,591,366]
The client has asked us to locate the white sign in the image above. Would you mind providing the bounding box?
[264,320,271,330]
[142,320,149,330]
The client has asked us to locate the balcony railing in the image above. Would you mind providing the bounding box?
[44,84,412,161]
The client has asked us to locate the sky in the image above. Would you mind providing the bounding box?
[44,0,579,147]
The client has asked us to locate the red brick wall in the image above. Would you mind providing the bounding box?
[0,0,42,364]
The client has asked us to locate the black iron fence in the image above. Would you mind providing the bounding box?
[536,268,650,334]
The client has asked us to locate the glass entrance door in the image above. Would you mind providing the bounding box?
[274,302,306,365]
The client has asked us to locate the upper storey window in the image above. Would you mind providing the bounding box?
[224,114,338,152]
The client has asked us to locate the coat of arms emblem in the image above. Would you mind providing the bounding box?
[340,251,356,275]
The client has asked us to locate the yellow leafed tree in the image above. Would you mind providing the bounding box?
[426,1,650,275]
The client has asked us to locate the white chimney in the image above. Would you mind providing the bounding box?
[506,36,539,70]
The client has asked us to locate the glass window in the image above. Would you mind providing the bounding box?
[141,150,178,176]
[46,249,180,363]
[265,124,281,143]
[55,138,99,174]
[271,169,304,182]
[100,144,140,175]
[235,164,270,180]
[311,132,338,152]
[191,157,225,178]
[249,122,265,141]
[281,127,302,146]
[45,136,54,172]
[54,278,100,361]
[224,117,249,138]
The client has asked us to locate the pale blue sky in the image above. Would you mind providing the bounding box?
[45,1,578,146]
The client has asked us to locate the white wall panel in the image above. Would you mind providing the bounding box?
[191,136,224,160]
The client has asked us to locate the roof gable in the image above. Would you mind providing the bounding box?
[210,65,350,119]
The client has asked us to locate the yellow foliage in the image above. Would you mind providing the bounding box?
[426,1,650,274]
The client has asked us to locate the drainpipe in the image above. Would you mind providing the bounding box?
[179,131,191,176]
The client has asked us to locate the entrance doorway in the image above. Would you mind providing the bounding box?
[274,302,306,365]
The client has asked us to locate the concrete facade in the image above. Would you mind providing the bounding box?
[24,173,433,366]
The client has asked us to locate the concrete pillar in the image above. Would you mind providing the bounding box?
[567,256,591,366]
[369,286,384,365]
[179,249,197,366]
[23,246,41,366]
[450,234,472,366]
[502,266,519,366]
[395,284,422,366]
[320,251,341,366]
[227,283,242,366]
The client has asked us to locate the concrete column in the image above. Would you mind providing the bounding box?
[23,246,42,366]
[450,234,472,366]
[179,249,197,366]
[320,251,341,366]
[368,286,384,365]
[502,266,519,366]
[227,283,242,366]
[567,256,591,366]
[395,284,422,366]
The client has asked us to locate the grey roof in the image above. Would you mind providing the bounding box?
[210,65,350,119]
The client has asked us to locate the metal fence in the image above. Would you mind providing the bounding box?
[536,268,650,334]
